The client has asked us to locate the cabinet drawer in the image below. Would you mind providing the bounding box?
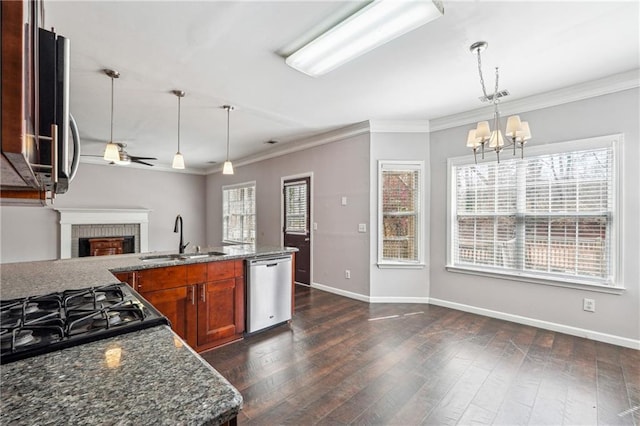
[187,263,207,284]
[137,265,187,292]
[207,260,236,281]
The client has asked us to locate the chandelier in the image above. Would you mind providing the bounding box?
[466,41,532,163]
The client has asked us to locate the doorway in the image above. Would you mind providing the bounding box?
[282,175,311,285]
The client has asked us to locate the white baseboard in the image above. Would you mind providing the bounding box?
[312,282,370,303]
[369,296,430,304]
[429,298,640,350]
[311,282,430,304]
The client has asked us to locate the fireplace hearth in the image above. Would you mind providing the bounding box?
[55,208,151,259]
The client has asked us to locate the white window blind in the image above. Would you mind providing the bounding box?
[222,182,256,244]
[450,140,616,286]
[284,181,308,234]
[379,161,423,265]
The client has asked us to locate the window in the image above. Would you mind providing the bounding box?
[448,135,619,288]
[222,182,256,244]
[378,161,424,266]
[284,180,308,234]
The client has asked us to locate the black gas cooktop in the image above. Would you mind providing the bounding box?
[0,283,169,364]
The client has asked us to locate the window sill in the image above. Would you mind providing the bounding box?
[377,262,426,270]
[445,265,625,295]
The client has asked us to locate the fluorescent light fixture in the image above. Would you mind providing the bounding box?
[286,0,443,77]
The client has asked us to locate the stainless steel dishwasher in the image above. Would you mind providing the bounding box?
[246,255,292,333]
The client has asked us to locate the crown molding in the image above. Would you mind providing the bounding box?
[369,120,430,133]
[205,121,371,175]
[429,69,640,132]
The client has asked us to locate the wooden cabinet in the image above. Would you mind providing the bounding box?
[115,259,245,351]
[197,260,245,350]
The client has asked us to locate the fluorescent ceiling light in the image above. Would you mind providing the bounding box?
[286,0,443,77]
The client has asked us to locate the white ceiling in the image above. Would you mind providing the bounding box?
[45,1,639,173]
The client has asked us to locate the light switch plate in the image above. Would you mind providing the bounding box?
[313,222,318,230]
[358,223,367,233]
[341,196,347,206]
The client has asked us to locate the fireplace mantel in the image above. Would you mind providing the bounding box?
[55,208,151,259]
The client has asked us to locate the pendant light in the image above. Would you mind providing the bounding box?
[222,105,235,175]
[171,90,185,169]
[103,69,121,162]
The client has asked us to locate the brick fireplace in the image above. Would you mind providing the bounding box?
[55,208,151,259]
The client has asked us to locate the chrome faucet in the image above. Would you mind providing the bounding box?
[173,214,190,254]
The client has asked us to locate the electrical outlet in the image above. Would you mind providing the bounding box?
[345,270,351,279]
[358,223,367,233]
[583,298,595,312]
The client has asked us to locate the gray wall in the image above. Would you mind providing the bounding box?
[0,163,207,263]
[429,88,640,341]
[206,132,371,297]
[369,131,430,301]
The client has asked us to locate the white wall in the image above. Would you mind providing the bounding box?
[206,131,371,297]
[0,163,207,263]
[429,88,640,344]
[369,130,430,302]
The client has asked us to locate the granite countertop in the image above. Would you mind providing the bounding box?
[1,327,243,425]
[0,244,297,300]
[0,244,295,425]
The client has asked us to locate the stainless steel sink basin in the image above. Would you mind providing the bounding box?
[139,254,184,262]
[181,253,211,259]
[139,251,227,262]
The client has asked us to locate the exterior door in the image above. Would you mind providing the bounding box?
[283,177,311,285]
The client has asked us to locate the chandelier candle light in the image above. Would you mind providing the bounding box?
[466,41,532,163]
[172,90,186,170]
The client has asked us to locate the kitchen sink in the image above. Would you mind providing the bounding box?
[139,254,184,262]
[139,251,227,262]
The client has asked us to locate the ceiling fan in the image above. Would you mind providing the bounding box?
[82,142,157,166]
[89,68,157,167]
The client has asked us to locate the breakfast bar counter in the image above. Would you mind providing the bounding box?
[0,245,295,425]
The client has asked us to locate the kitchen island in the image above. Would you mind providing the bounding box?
[0,245,296,425]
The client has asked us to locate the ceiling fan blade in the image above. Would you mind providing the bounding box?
[129,155,157,161]
[133,159,155,167]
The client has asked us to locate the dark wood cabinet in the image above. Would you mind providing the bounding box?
[142,286,196,345]
[115,259,245,351]
[197,260,245,350]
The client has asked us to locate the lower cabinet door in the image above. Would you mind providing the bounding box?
[197,278,244,348]
[141,286,197,346]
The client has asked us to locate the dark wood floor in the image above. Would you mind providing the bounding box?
[201,285,640,425]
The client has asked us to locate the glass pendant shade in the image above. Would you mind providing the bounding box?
[222,160,234,175]
[172,152,185,169]
[103,142,120,162]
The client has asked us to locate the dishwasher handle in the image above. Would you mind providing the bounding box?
[249,256,291,267]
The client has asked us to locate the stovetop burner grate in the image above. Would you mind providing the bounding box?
[0,283,169,364]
